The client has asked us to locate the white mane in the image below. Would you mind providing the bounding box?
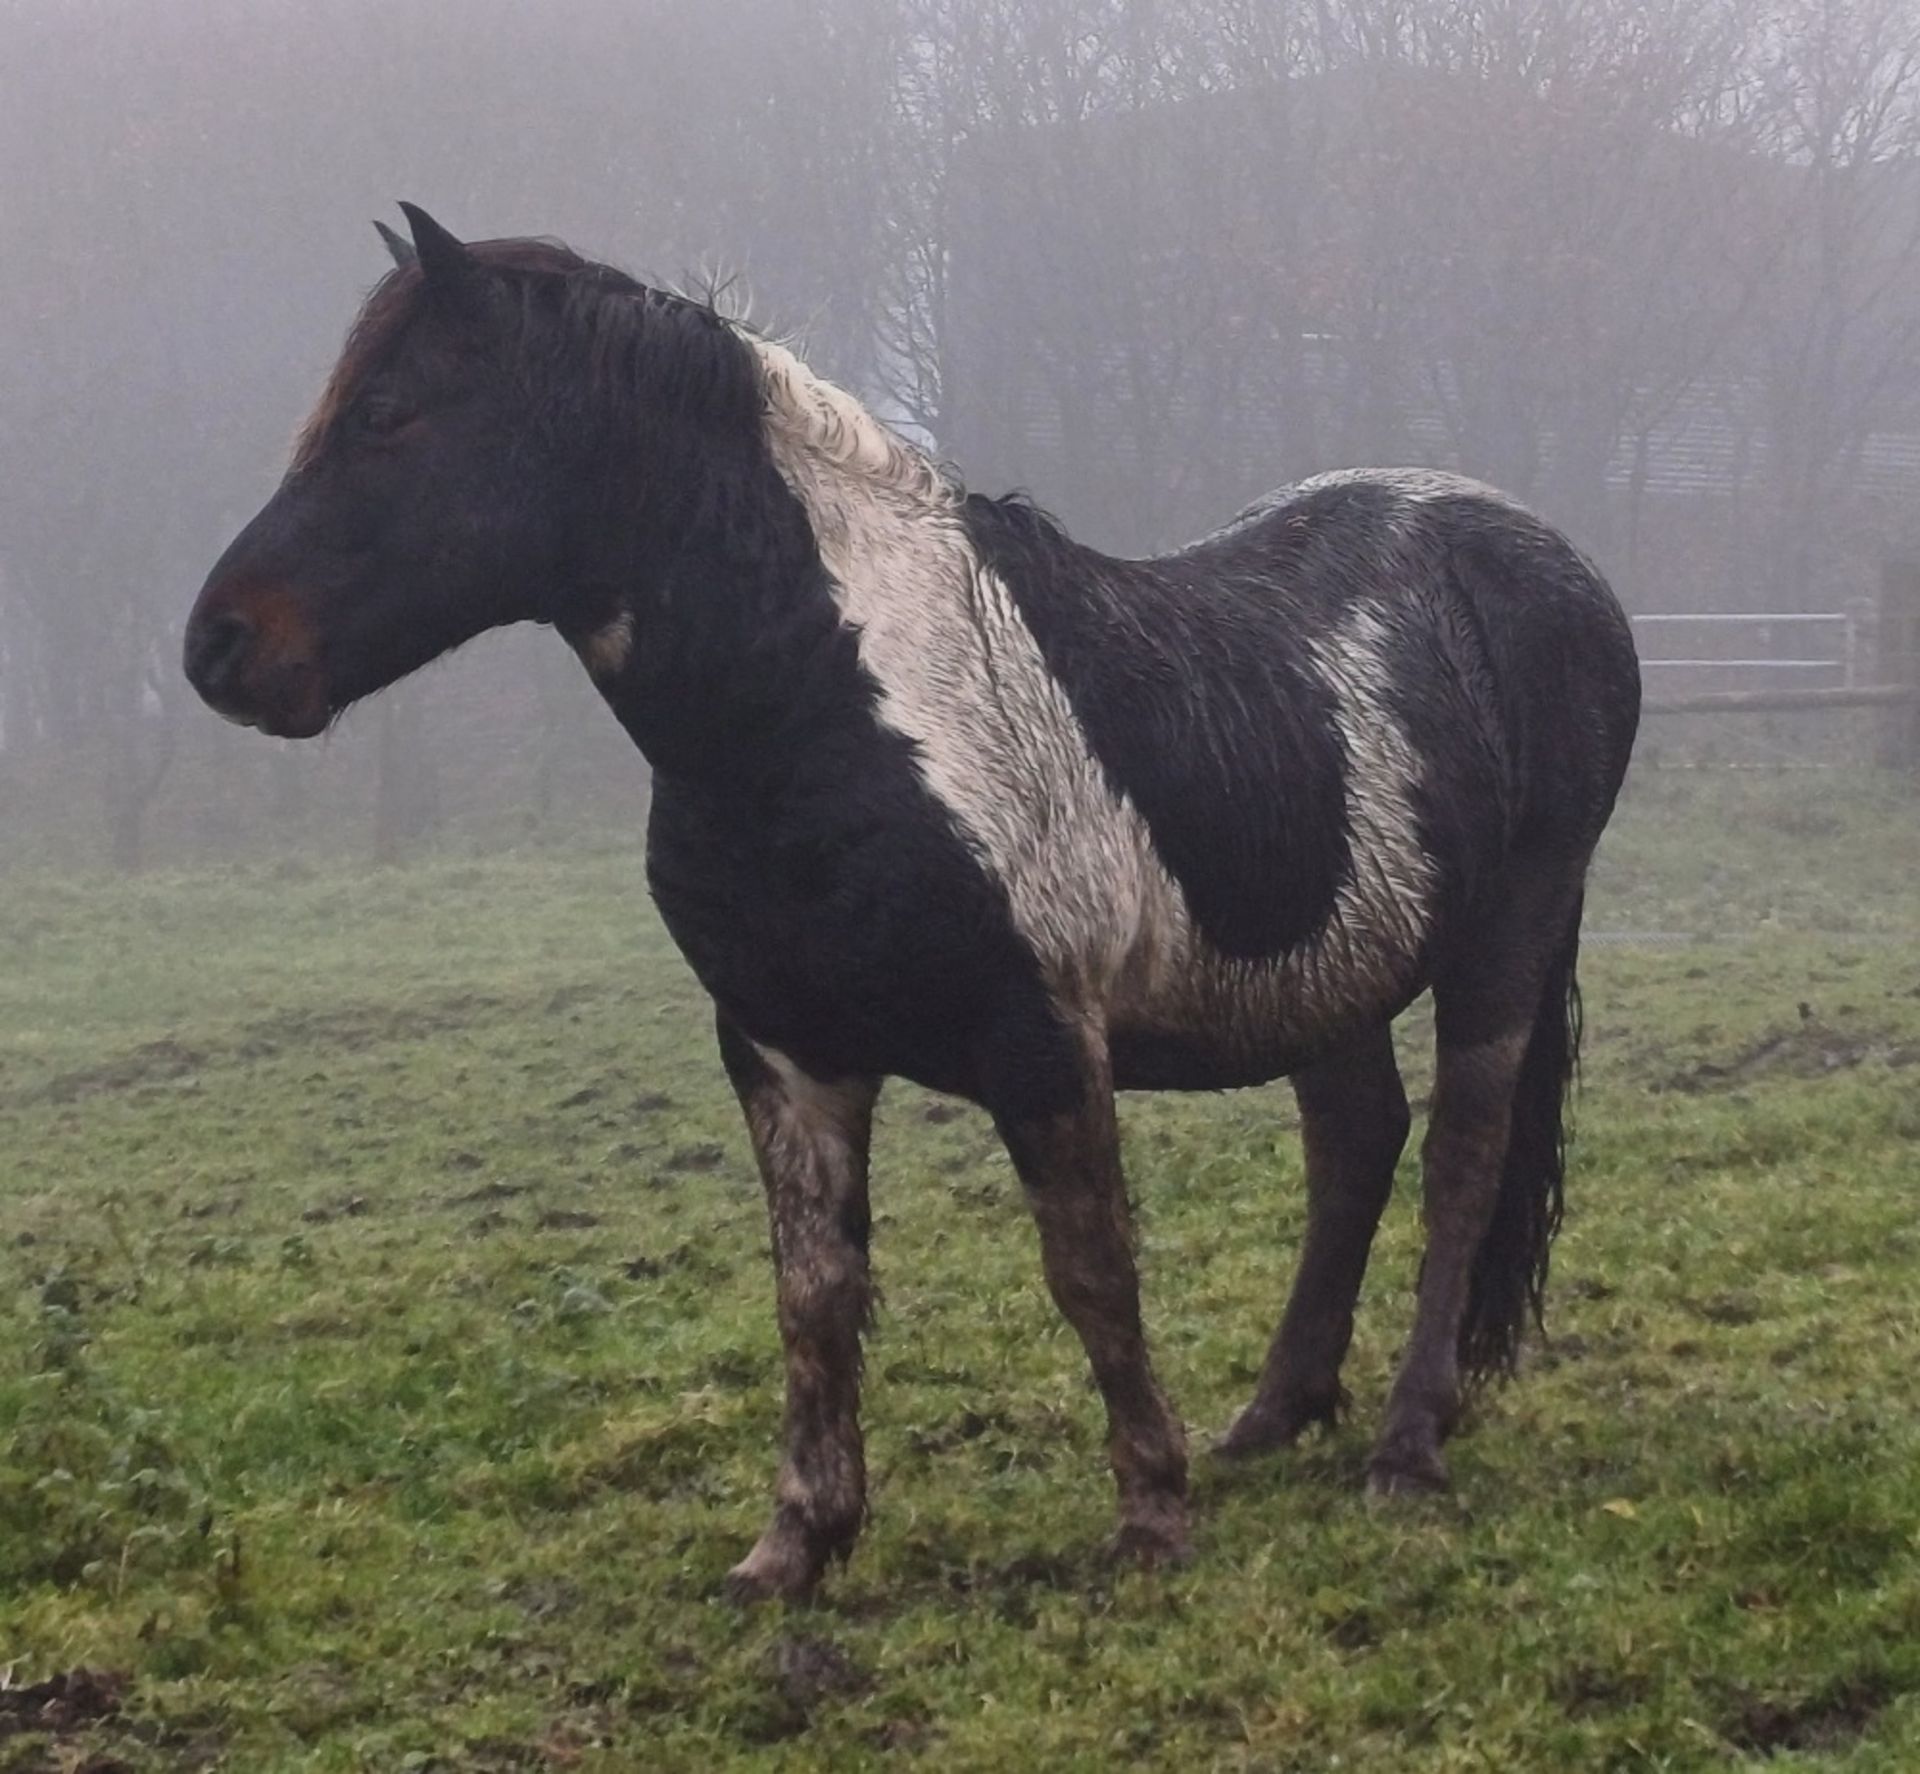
[739,332,957,509]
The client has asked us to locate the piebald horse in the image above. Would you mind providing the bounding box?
[185,206,1639,1600]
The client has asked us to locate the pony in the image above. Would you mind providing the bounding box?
[184,205,1640,1600]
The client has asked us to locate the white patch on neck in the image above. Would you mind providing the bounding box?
[744,333,955,509]
[577,608,635,678]
[742,331,1165,991]
[743,329,1435,1064]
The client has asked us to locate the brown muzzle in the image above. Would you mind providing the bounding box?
[182,580,330,739]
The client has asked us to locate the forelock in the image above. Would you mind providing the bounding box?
[290,268,422,471]
[288,234,768,472]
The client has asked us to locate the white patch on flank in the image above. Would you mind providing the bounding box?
[576,608,635,678]
[740,330,1436,1064]
[1108,602,1437,1049]
[1300,607,1436,961]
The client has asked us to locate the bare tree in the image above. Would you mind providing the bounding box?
[1746,0,1920,607]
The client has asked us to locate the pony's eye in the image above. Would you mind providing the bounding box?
[355,396,415,438]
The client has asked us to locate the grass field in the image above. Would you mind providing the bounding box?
[3,771,1918,1772]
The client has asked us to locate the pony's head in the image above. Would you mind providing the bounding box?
[182,204,762,736]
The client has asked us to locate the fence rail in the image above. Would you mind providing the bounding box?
[1628,564,1920,764]
[1632,612,1851,623]
[1632,564,1919,765]
[1643,658,1845,670]
[1641,683,1917,715]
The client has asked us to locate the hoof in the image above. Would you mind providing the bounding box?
[1212,1411,1294,1462]
[1107,1515,1193,1570]
[1213,1390,1343,1461]
[723,1563,814,1606]
[1365,1443,1450,1498]
[723,1530,830,1604]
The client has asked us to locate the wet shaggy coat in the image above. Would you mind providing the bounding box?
[183,216,1641,1598]
[641,452,1632,1108]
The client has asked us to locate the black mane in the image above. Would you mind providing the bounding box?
[963,487,1071,540]
[299,237,769,470]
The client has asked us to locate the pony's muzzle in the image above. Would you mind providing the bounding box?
[183,610,254,708]
[182,585,330,738]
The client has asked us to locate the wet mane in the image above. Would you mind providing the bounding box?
[293,236,952,508]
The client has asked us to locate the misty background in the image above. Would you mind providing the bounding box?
[4,0,1918,871]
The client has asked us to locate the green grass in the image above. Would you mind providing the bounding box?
[2,771,1918,1771]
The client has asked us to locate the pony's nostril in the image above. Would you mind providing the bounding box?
[185,610,254,700]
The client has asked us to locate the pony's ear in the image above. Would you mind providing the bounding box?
[398,202,484,314]
[373,219,416,270]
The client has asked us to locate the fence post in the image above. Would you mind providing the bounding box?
[1842,596,1874,690]
[1877,560,1920,770]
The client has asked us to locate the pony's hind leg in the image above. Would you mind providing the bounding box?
[1368,864,1585,1496]
[715,1016,881,1601]
[989,1017,1191,1566]
[1217,1023,1409,1458]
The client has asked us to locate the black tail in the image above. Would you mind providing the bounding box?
[1458,895,1584,1382]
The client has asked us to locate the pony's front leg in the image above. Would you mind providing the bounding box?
[989,1019,1190,1566]
[716,1016,880,1602]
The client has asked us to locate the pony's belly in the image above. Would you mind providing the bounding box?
[1108,1024,1315,1091]
[1105,943,1427,1091]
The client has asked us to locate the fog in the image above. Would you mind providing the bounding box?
[5,0,1918,869]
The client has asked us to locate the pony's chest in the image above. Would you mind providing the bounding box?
[644,777,1052,1091]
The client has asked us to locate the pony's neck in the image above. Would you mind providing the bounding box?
[572,333,955,788]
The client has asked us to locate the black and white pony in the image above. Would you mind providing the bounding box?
[184,206,1640,1600]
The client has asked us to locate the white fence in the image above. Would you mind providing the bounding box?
[1631,602,1877,696]
[1631,571,1919,768]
